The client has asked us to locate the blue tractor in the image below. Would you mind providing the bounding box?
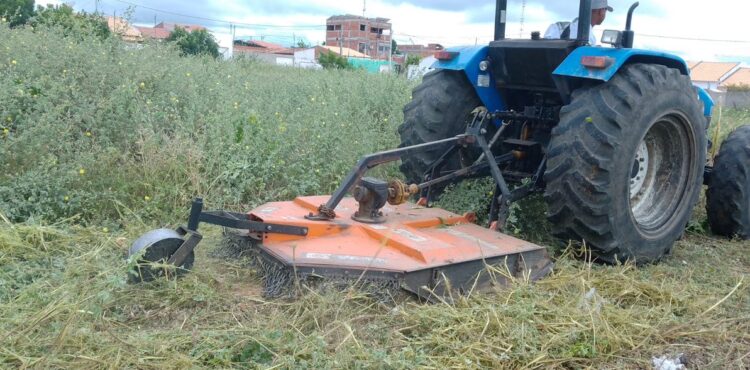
[129,0,749,298]
[398,0,750,263]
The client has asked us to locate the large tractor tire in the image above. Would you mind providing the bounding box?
[398,70,482,187]
[544,64,706,263]
[706,125,750,239]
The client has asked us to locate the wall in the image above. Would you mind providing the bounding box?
[236,52,294,66]
[708,90,750,110]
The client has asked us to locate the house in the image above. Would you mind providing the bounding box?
[398,43,444,59]
[136,26,170,40]
[233,39,294,65]
[293,45,369,69]
[326,15,392,59]
[690,62,741,90]
[106,16,142,43]
[136,22,206,41]
[233,39,292,55]
[317,45,369,58]
[720,68,750,90]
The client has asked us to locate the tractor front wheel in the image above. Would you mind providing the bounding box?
[544,64,706,263]
[707,125,750,239]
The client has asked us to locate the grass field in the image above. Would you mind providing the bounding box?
[1,23,748,369]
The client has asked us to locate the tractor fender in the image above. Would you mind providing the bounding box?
[553,46,714,117]
[432,46,506,113]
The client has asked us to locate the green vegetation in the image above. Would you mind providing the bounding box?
[1,21,749,369]
[0,0,33,28]
[318,51,352,70]
[166,27,220,59]
[726,83,750,92]
[29,4,110,40]
[404,54,422,69]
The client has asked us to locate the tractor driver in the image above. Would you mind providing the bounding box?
[544,0,613,45]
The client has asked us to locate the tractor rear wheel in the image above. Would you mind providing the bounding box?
[398,70,482,189]
[706,125,750,239]
[544,64,706,263]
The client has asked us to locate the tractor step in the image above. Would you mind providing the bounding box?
[237,196,553,300]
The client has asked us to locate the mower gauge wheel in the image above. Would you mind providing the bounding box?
[128,228,195,283]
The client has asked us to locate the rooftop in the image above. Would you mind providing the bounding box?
[327,14,391,23]
[721,68,750,88]
[690,62,741,82]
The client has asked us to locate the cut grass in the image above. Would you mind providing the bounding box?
[1,207,748,369]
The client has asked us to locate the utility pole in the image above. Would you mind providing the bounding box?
[230,24,236,59]
[363,0,366,18]
[520,0,526,38]
[388,26,393,73]
[339,27,343,55]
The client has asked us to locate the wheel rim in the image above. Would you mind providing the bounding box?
[629,113,695,234]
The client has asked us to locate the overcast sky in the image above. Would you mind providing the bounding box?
[37,0,750,64]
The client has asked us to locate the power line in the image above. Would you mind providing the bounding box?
[105,0,326,29]
[639,34,750,44]
[96,0,750,46]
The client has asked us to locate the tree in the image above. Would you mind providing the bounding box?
[318,51,351,70]
[405,54,422,68]
[391,39,398,55]
[166,27,220,59]
[296,40,311,49]
[0,0,34,27]
[30,4,110,40]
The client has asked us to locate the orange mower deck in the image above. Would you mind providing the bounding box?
[242,195,553,298]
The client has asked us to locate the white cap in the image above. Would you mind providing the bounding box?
[592,0,614,11]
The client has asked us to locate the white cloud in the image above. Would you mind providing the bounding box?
[36,0,750,63]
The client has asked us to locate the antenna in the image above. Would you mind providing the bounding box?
[519,0,526,38]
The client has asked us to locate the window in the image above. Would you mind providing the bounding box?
[327,24,341,31]
[358,43,367,54]
[371,27,383,34]
[327,25,334,31]
[360,24,366,31]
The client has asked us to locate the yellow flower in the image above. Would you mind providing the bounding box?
[102,227,109,233]
[186,72,191,77]
[310,97,316,102]
[1,17,6,22]
[139,82,145,88]
[5,116,11,122]
[79,168,86,176]
[63,69,67,74]
[144,195,151,201]
[383,118,388,122]
[64,195,70,202]
[2,128,9,136]
[11,60,17,65]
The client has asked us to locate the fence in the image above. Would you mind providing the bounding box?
[708,90,750,110]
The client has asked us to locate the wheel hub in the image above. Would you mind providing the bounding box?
[629,114,694,234]
[630,141,649,198]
